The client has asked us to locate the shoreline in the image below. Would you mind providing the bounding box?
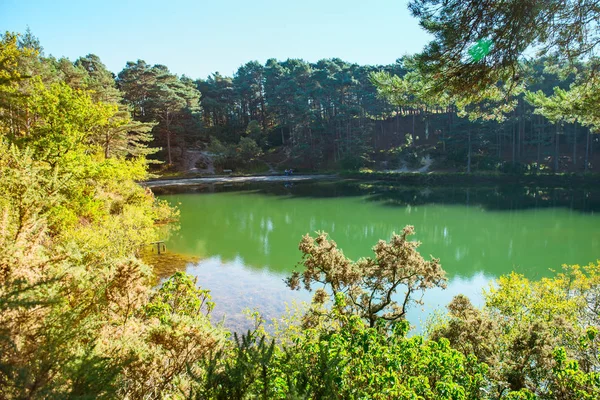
[143,174,337,188]
[144,171,600,189]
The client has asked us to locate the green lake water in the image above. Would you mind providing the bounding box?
[156,181,600,332]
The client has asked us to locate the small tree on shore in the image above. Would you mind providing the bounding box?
[287,225,447,328]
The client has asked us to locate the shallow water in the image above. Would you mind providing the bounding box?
[156,181,600,332]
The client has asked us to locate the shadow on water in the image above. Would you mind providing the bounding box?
[152,179,600,213]
[154,180,600,279]
[152,179,600,333]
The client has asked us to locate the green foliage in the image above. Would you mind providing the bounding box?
[287,225,447,328]
[7,23,590,175]
[527,73,600,133]
[199,57,403,169]
[276,316,487,400]
[549,346,600,399]
[0,31,225,399]
[245,119,267,146]
[21,79,115,163]
[407,0,599,174]
[191,311,488,399]
[193,331,276,399]
[407,0,593,102]
[113,46,597,174]
[0,140,142,397]
[146,271,214,323]
[238,136,263,161]
[339,152,372,170]
[429,262,600,398]
[118,61,203,165]
[208,136,262,171]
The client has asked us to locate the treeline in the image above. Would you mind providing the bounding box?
[196,59,405,169]
[194,57,598,173]
[114,57,407,170]
[126,56,599,173]
[10,28,597,174]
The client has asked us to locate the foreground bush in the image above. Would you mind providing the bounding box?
[192,316,487,399]
[0,34,226,398]
[429,263,600,399]
[188,231,600,399]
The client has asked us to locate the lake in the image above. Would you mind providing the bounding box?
[154,180,600,332]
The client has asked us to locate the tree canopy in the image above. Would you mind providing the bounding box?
[408,0,600,136]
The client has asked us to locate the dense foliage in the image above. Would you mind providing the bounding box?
[428,263,600,399]
[0,32,227,398]
[6,26,598,175]
[2,7,600,396]
[192,57,599,173]
[287,226,446,328]
[401,0,600,172]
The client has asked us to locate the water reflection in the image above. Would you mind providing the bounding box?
[185,255,493,334]
[185,257,311,332]
[155,181,600,332]
[153,180,600,213]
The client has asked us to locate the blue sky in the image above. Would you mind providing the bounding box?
[0,0,432,79]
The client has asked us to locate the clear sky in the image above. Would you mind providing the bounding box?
[0,0,432,79]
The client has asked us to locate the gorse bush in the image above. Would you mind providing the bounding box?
[188,308,487,399]
[287,226,447,328]
[428,264,600,399]
[0,33,225,399]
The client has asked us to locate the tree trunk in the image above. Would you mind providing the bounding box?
[537,126,542,169]
[412,112,416,146]
[554,123,560,172]
[573,124,577,167]
[517,99,522,162]
[497,128,501,158]
[467,130,472,174]
[512,111,516,165]
[442,129,446,152]
[105,132,110,159]
[346,118,350,152]
[585,128,590,172]
[166,130,172,165]
[259,84,267,132]
[166,110,172,165]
